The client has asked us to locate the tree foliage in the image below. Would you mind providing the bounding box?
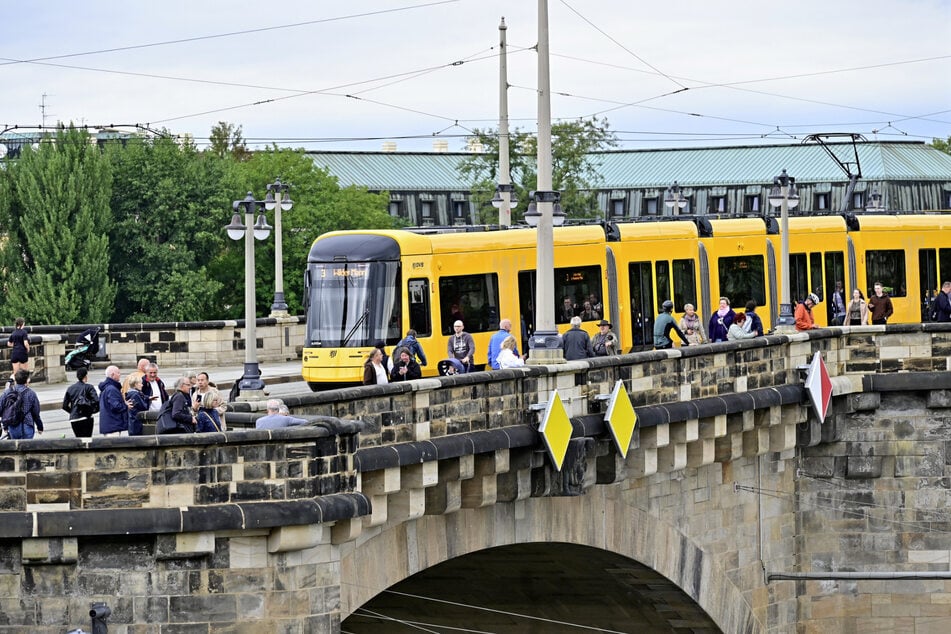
[458,117,617,223]
[0,127,116,324]
[933,136,951,155]
[211,147,394,317]
[0,122,397,326]
[209,121,250,161]
[106,134,231,322]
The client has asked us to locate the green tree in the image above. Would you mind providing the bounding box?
[106,134,231,321]
[933,136,951,155]
[0,127,116,324]
[459,117,618,223]
[209,121,250,161]
[211,146,394,317]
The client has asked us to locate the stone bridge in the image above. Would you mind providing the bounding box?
[0,326,950,633]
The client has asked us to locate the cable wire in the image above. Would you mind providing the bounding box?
[0,1,461,67]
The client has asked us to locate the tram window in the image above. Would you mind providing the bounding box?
[717,255,766,310]
[810,253,823,300]
[920,249,938,299]
[438,273,500,335]
[672,259,697,311]
[789,253,809,303]
[408,278,431,337]
[655,261,670,310]
[941,249,951,283]
[865,250,906,297]
[556,265,603,323]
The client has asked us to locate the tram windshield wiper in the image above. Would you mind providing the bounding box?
[342,307,371,347]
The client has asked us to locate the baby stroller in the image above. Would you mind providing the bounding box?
[64,327,101,371]
[437,358,468,376]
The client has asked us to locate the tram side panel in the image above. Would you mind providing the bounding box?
[611,222,704,351]
[702,219,774,335]
[848,216,951,324]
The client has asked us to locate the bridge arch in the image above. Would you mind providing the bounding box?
[341,487,760,633]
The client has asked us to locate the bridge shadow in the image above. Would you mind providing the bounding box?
[344,542,721,633]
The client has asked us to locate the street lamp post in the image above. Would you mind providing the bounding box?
[494,16,515,227]
[225,191,272,396]
[526,0,564,362]
[264,178,293,317]
[664,181,687,215]
[768,169,800,332]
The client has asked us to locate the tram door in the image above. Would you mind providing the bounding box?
[918,248,951,320]
[823,252,846,325]
[628,262,654,351]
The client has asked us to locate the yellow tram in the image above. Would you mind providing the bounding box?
[301,213,951,389]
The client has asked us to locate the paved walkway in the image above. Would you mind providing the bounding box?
[23,361,305,437]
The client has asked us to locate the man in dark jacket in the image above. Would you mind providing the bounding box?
[935,281,951,323]
[141,363,168,414]
[62,367,99,437]
[562,316,593,360]
[99,365,132,436]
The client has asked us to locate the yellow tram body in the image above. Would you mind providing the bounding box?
[301,214,951,389]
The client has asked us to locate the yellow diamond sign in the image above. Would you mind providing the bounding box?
[538,389,573,471]
[605,380,637,458]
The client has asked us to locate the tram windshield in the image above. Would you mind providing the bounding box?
[305,261,401,348]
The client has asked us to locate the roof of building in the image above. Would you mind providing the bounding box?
[307,141,951,191]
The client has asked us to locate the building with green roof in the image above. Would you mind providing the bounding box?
[307,140,951,226]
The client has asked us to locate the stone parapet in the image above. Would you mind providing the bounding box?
[0,316,305,383]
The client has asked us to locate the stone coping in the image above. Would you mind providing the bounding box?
[0,493,371,539]
[0,419,363,454]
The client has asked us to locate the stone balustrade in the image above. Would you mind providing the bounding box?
[0,316,305,384]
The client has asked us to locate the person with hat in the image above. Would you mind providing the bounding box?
[654,300,689,350]
[795,293,821,331]
[592,319,618,356]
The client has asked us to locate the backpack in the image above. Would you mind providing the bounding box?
[1,389,25,429]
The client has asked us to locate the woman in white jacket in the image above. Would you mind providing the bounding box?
[496,336,525,369]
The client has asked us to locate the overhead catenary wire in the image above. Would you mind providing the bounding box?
[0,1,462,68]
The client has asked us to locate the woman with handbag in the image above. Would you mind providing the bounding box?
[156,377,197,434]
[62,367,99,438]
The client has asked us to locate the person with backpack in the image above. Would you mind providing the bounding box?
[62,367,99,438]
[0,369,43,440]
[396,329,427,368]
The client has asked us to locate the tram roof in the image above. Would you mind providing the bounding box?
[321,225,608,255]
[306,141,951,190]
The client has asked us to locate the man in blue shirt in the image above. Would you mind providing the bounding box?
[256,399,308,430]
[487,318,518,369]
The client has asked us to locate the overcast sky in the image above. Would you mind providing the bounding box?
[3,0,949,153]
